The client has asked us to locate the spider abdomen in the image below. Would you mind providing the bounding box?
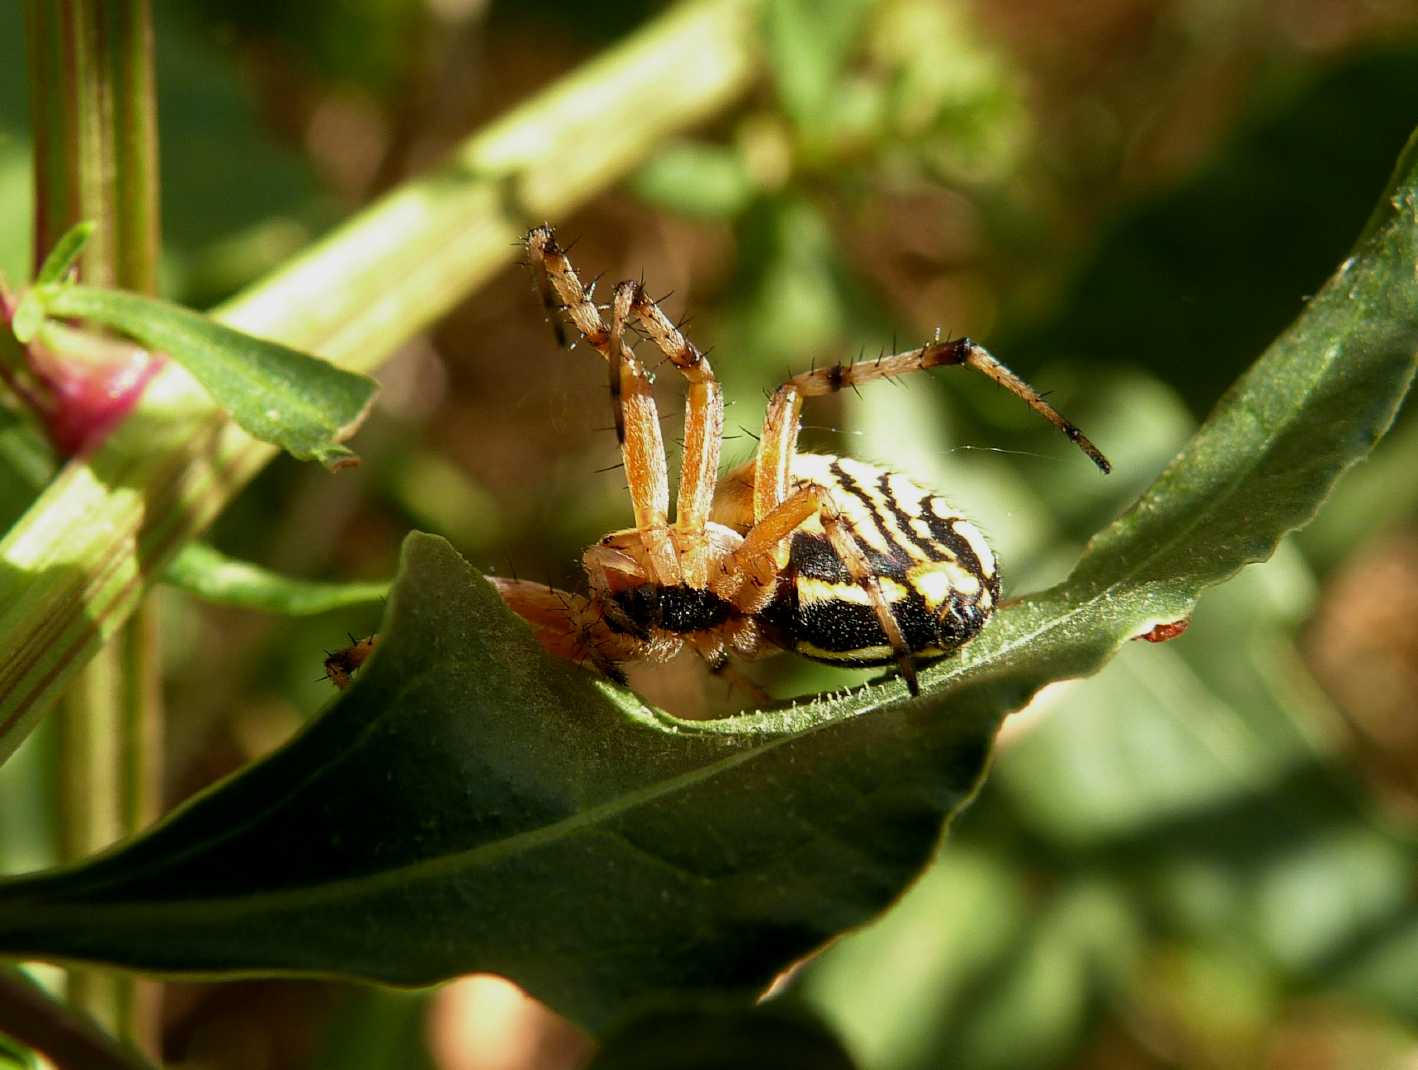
[757,457,1001,668]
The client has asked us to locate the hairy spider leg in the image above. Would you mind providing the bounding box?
[614,280,725,588]
[717,481,920,694]
[526,226,679,586]
[752,336,1109,523]
[953,338,1111,473]
[740,337,1110,695]
[527,234,569,350]
[488,578,643,683]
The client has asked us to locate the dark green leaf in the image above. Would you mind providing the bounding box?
[33,221,93,286]
[34,284,377,468]
[0,131,1413,1032]
[164,542,388,616]
[590,996,857,1070]
[0,532,1002,1030]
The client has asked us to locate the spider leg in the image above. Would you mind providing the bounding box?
[716,483,821,605]
[614,280,724,588]
[719,483,920,696]
[526,226,679,585]
[527,236,568,349]
[946,337,1111,473]
[489,577,641,683]
[752,337,1109,521]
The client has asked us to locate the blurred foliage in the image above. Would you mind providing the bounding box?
[1006,44,1418,418]
[588,997,858,1069]
[2,0,1418,1068]
[0,1034,38,1070]
[310,989,438,1070]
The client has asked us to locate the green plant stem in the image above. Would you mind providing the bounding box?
[25,1,82,275]
[0,967,158,1070]
[0,0,762,765]
[110,0,160,296]
[26,1,158,289]
[56,645,129,1038]
[25,0,163,1049]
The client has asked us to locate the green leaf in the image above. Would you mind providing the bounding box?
[989,554,1418,1020]
[589,996,857,1070]
[163,542,388,616]
[0,532,1004,1030]
[33,221,93,285]
[33,284,377,468]
[8,290,43,345]
[0,131,1413,1032]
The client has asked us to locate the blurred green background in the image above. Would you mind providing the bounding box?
[2,0,1418,1067]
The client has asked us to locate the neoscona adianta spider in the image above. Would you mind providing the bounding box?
[479,224,1110,698]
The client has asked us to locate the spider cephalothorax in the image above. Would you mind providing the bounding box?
[483,224,1110,698]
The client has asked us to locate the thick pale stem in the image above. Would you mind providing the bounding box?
[25,0,163,1048]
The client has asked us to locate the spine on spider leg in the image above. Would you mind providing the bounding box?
[951,337,1112,474]
[620,279,727,554]
[524,225,611,352]
[897,335,1113,474]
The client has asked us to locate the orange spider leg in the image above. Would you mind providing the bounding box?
[714,484,820,607]
[616,280,725,589]
[752,335,1110,521]
[527,226,679,586]
[489,578,644,683]
[718,483,920,695]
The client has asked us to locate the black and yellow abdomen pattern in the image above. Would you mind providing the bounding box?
[759,455,1001,667]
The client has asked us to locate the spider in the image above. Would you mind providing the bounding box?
[480,224,1110,698]
[323,634,377,690]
